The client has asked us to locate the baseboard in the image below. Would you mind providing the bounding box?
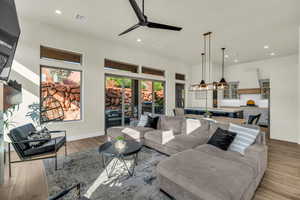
[67,131,105,142]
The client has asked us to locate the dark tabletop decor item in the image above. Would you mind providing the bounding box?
[99,140,143,178]
[207,128,237,151]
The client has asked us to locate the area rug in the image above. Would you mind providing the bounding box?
[44,147,173,200]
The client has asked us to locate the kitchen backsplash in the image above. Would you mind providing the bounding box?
[220,94,269,108]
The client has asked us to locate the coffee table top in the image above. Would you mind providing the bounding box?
[99,140,143,157]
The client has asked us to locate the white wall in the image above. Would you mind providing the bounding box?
[10,18,191,141]
[224,55,299,143]
[188,54,299,143]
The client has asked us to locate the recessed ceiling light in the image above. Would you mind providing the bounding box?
[137,38,142,42]
[55,10,62,15]
[234,59,238,63]
[264,45,269,49]
[270,52,275,56]
[225,55,229,58]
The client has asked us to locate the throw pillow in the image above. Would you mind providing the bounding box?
[137,115,148,127]
[207,128,237,151]
[186,119,202,135]
[228,123,260,155]
[146,116,160,129]
[28,130,51,148]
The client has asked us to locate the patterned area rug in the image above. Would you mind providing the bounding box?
[44,147,172,200]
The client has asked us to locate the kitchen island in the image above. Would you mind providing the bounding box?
[185,107,244,118]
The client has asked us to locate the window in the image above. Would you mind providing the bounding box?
[40,46,82,65]
[259,79,270,99]
[223,82,239,99]
[141,67,165,77]
[104,59,138,73]
[175,73,185,81]
[40,66,82,122]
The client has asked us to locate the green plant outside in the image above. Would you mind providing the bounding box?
[115,136,125,141]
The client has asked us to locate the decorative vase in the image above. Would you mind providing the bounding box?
[114,140,126,152]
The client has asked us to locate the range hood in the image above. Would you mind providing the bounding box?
[0,0,20,82]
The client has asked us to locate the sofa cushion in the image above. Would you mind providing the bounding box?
[24,136,66,157]
[107,126,154,141]
[145,130,204,153]
[207,128,237,151]
[159,116,185,135]
[157,147,257,200]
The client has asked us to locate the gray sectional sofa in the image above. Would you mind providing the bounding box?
[106,116,268,200]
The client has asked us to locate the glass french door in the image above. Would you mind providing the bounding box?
[105,75,165,129]
[105,76,139,129]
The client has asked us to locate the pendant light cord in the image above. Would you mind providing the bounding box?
[222,48,225,77]
[201,53,205,80]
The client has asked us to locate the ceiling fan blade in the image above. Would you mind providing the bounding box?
[129,0,145,22]
[147,22,182,31]
[119,23,141,36]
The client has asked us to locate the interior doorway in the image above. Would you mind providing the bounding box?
[175,83,185,108]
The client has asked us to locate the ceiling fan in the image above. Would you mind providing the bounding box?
[119,0,182,36]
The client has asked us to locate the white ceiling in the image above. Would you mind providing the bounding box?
[15,0,300,65]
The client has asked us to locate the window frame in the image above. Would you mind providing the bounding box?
[104,59,139,73]
[40,65,83,123]
[40,46,83,65]
[141,66,165,77]
[259,79,270,99]
[223,81,239,99]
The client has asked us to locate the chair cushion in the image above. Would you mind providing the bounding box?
[23,136,66,157]
[9,123,36,151]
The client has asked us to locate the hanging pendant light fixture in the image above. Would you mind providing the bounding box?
[218,47,228,89]
[199,53,208,90]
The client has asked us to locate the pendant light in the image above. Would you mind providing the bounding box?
[218,47,228,89]
[199,53,207,90]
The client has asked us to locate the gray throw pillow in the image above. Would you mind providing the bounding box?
[28,130,51,148]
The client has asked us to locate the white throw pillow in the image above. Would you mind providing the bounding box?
[122,128,141,140]
[162,130,175,145]
[228,123,259,155]
[186,119,202,135]
[137,115,148,127]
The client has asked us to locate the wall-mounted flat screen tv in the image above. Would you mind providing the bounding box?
[0,0,20,82]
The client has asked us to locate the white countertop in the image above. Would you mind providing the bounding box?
[185,107,243,113]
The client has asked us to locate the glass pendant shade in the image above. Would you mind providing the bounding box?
[199,79,207,89]
[218,77,227,89]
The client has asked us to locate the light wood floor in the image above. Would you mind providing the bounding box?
[0,136,299,200]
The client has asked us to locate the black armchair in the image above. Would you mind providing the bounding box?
[7,123,67,177]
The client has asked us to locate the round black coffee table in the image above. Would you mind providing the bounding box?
[98,140,142,178]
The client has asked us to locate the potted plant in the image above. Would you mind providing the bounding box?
[114,136,126,151]
[204,110,212,118]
